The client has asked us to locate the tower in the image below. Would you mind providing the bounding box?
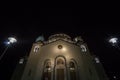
[11,33,109,80]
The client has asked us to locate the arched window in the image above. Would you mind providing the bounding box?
[55,57,66,80]
[34,45,40,53]
[80,45,87,52]
[42,60,51,80]
[69,62,75,70]
[57,58,64,65]
[69,61,77,80]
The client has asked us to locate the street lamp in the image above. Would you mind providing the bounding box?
[109,37,118,46]
[108,37,120,50]
[0,37,17,61]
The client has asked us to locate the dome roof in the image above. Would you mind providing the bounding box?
[48,33,71,40]
[35,36,44,42]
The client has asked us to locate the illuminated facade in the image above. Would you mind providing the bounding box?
[11,33,109,80]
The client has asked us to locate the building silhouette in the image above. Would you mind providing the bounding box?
[11,33,109,80]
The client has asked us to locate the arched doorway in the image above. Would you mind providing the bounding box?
[42,60,52,80]
[55,57,66,80]
[69,60,78,80]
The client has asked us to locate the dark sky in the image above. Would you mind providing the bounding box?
[0,8,120,80]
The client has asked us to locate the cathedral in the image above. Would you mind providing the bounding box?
[11,33,109,80]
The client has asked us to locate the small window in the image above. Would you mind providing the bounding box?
[45,62,51,71]
[80,45,87,52]
[58,45,63,49]
[69,62,75,71]
[34,45,40,53]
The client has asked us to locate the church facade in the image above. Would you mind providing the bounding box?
[11,33,109,80]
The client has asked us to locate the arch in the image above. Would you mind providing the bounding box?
[70,59,78,66]
[54,56,67,80]
[55,55,67,66]
[80,45,87,52]
[69,62,75,70]
[42,59,52,80]
[57,58,64,65]
[69,59,78,80]
[34,45,40,53]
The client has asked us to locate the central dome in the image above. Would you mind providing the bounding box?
[48,33,71,40]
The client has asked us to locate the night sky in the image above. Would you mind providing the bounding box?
[0,8,120,80]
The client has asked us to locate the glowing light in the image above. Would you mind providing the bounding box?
[19,58,24,64]
[8,37,17,43]
[54,45,67,53]
[58,45,67,52]
[95,57,100,63]
[62,47,67,51]
[0,37,17,61]
[113,76,116,79]
[7,42,10,45]
[109,37,118,44]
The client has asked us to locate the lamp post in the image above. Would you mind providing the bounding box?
[0,37,17,61]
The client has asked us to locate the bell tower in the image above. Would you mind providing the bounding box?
[11,33,109,80]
